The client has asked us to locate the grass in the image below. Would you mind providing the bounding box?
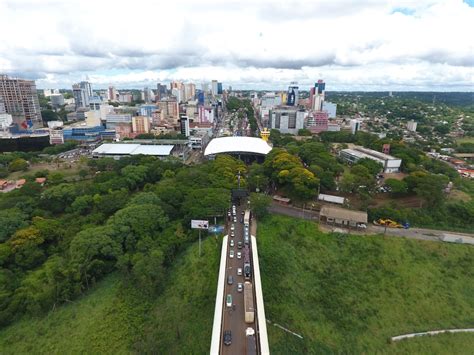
[456,137,474,144]
[0,235,222,354]
[258,215,474,354]
[0,274,148,354]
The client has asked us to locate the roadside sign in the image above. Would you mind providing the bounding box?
[191,220,209,229]
[208,225,225,234]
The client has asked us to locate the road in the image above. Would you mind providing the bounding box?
[268,201,319,221]
[268,201,474,243]
[221,201,256,354]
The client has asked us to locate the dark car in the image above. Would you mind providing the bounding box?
[238,241,243,249]
[223,330,232,346]
[227,275,234,285]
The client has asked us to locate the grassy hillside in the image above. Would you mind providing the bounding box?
[0,236,221,354]
[258,215,474,354]
[0,274,147,354]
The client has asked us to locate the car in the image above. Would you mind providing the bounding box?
[237,283,243,292]
[237,241,242,249]
[231,231,235,237]
[223,330,232,346]
[227,211,231,217]
[226,294,232,307]
[230,240,234,247]
[230,224,235,231]
[240,217,244,223]
[227,275,234,285]
[237,251,242,259]
[229,250,234,258]
[241,211,245,215]
[237,268,242,276]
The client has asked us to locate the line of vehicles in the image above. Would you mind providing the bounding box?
[224,204,257,354]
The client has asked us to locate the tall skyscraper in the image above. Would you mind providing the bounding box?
[211,80,218,96]
[286,82,299,106]
[73,83,90,109]
[311,79,325,111]
[156,83,167,100]
[108,86,117,101]
[0,74,42,127]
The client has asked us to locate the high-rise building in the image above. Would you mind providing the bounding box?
[286,83,299,106]
[73,83,90,109]
[108,86,117,101]
[179,114,190,137]
[157,98,179,123]
[184,83,196,102]
[132,115,151,134]
[143,87,154,103]
[217,82,223,95]
[211,80,218,96]
[350,119,361,134]
[269,107,306,134]
[311,79,326,111]
[0,74,42,128]
[156,83,168,100]
[322,101,337,118]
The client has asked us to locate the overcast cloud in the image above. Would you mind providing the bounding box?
[0,0,473,90]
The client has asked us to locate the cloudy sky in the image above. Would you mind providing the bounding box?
[0,0,473,91]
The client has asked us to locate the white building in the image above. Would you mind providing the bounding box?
[339,146,402,173]
[50,93,65,108]
[407,120,417,132]
[105,113,132,129]
[47,120,64,144]
[211,80,218,96]
[0,112,13,132]
[269,107,306,134]
[350,119,361,134]
[322,102,337,118]
[92,143,175,159]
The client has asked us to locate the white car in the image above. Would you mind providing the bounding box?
[237,283,243,292]
[237,251,241,259]
[229,250,234,258]
[231,231,235,237]
[230,240,234,247]
[237,268,242,276]
[230,224,235,231]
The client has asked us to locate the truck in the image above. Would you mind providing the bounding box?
[246,327,257,355]
[244,282,255,323]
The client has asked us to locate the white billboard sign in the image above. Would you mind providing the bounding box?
[191,220,209,230]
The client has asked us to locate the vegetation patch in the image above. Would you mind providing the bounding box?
[258,215,474,353]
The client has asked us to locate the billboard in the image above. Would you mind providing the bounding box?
[191,220,209,229]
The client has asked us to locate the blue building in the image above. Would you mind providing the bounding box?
[63,125,115,141]
[217,82,223,95]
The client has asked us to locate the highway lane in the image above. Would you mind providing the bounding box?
[221,201,256,354]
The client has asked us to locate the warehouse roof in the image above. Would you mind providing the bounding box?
[204,137,272,156]
[320,206,368,223]
[92,143,174,156]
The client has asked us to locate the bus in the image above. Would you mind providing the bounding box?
[244,282,255,323]
[244,210,251,228]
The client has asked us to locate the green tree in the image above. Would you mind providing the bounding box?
[298,128,312,136]
[250,193,272,218]
[8,158,28,172]
[354,158,383,176]
[384,178,408,195]
[247,163,269,192]
[0,208,28,242]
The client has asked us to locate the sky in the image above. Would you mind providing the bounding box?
[0,0,473,91]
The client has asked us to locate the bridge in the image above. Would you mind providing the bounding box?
[210,201,269,354]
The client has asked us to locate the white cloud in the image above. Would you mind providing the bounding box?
[0,0,473,90]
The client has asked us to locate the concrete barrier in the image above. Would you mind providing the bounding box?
[210,235,229,355]
[251,235,270,355]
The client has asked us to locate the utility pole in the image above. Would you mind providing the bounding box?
[199,229,202,257]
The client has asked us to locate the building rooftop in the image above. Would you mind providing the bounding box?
[320,206,368,223]
[204,137,272,156]
[93,143,174,156]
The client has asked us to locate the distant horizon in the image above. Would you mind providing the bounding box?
[1,1,472,92]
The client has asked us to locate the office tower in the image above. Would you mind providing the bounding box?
[143,87,154,103]
[156,83,168,100]
[0,74,42,127]
[108,86,117,101]
[311,79,326,111]
[73,84,90,110]
[184,83,196,102]
[322,101,337,118]
[50,93,65,108]
[79,81,92,97]
[217,82,223,95]
[286,82,299,106]
[179,114,190,137]
[211,80,218,96]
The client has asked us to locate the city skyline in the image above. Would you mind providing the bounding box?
[0,0,473,91]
